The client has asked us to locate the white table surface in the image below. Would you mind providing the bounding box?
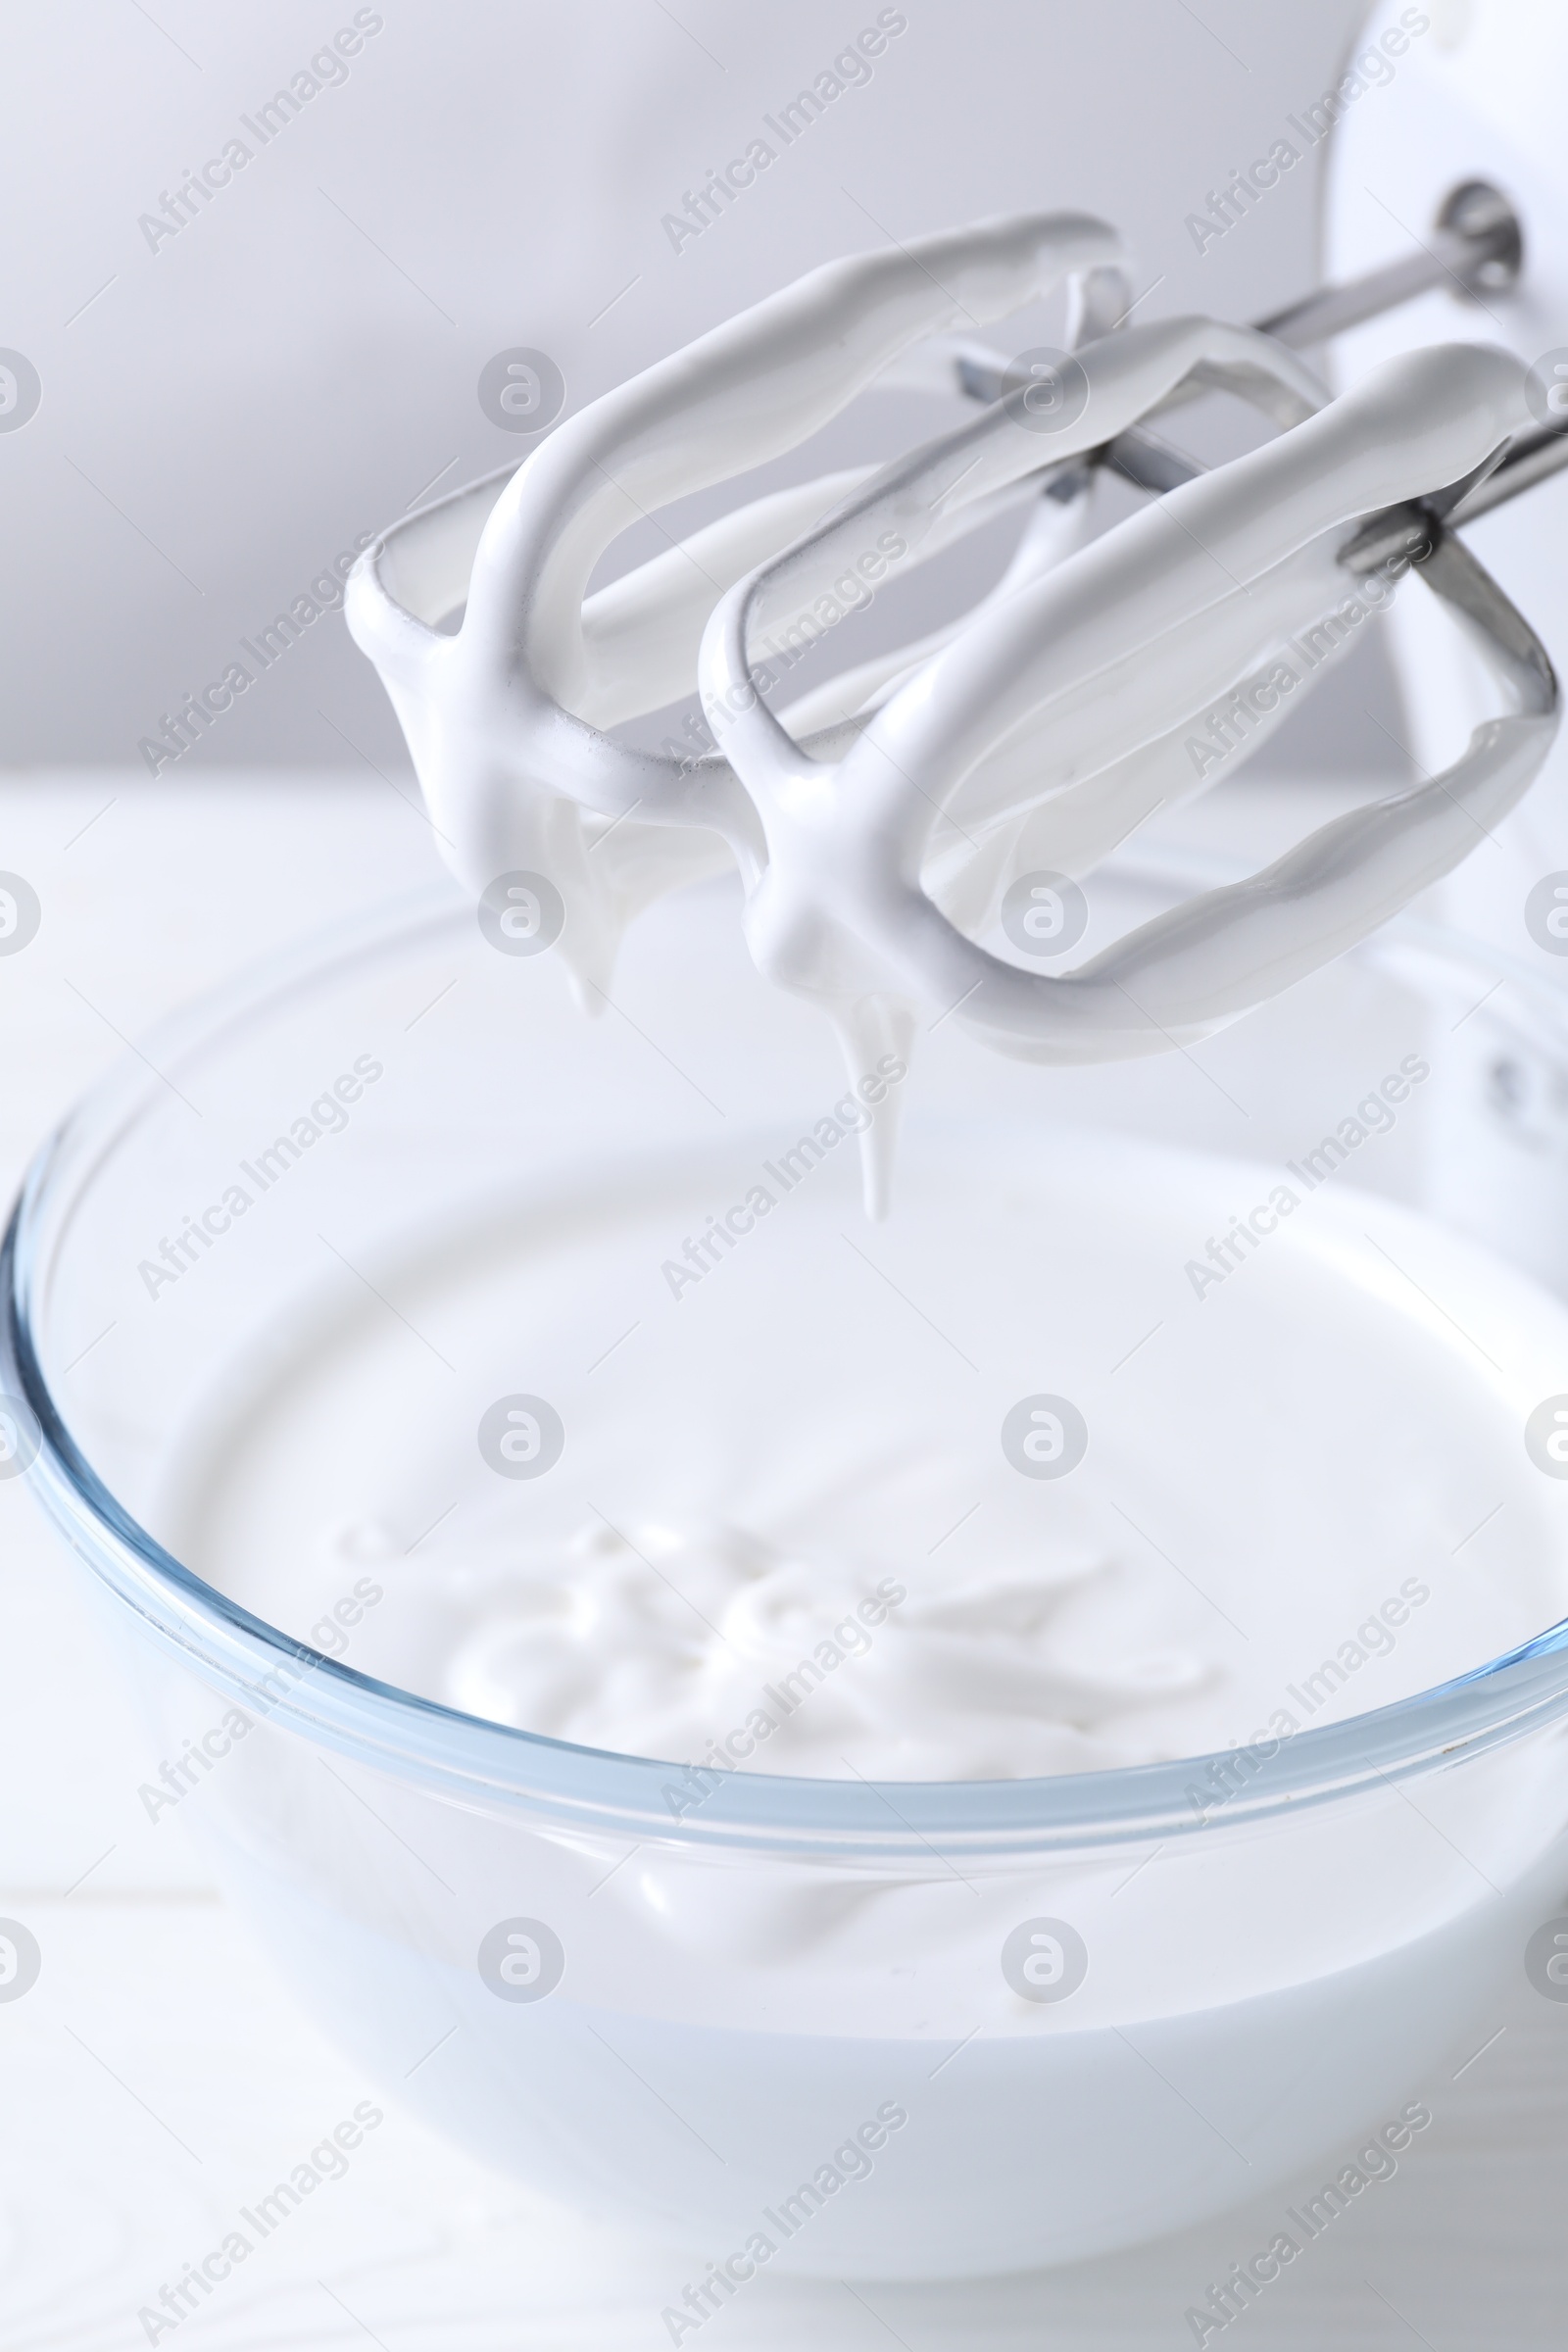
[3,771,1566,2350]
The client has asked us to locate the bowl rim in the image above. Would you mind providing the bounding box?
[9,871,1568,1861]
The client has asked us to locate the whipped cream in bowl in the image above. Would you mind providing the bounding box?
[14,862,1568,2277]
[298,1367,1234,1789]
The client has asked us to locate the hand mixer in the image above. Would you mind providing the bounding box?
[1325,0,1568,1292]
[345,201,1567,1212]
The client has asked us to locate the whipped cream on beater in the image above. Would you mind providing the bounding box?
[347,211,1553,1217]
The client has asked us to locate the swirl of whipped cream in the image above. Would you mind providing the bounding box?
[424,1514,1215,1782]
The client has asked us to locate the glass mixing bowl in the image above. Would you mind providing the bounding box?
[7,853,1568,2281]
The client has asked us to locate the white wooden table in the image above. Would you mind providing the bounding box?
[2,773,1564,2349]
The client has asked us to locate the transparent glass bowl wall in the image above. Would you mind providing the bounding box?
[7,858,1568,2280]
